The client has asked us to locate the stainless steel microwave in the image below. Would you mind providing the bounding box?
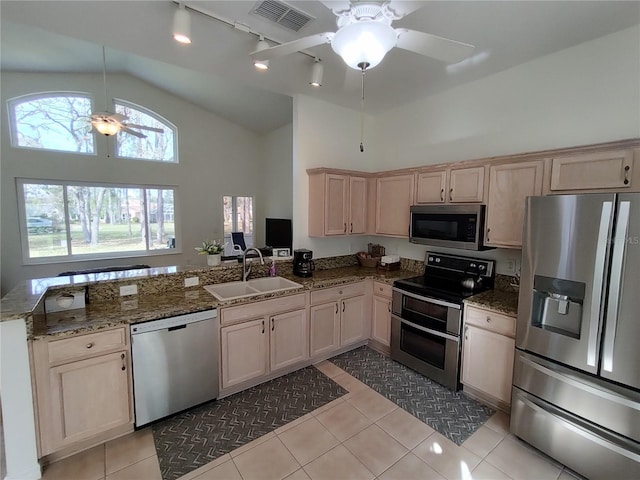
[409,204,492,250]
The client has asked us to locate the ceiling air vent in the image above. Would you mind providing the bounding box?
[252,0,315,32]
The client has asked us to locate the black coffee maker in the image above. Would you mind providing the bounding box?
[293,249,315,277]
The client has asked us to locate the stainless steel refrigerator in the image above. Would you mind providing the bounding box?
[512,193,640,480]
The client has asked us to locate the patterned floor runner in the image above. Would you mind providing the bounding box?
[152,366,346,480]
[330,346,494,445]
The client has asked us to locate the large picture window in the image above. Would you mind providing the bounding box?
[223,195,254,255]
[114,100,177,163]
[8,92,95,154]
[18,179,177,262]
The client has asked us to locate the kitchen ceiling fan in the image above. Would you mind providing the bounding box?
[90,47,163,138]
[250,0,475,71]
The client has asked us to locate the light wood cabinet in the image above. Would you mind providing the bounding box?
[32,327,133,456]
[370,281,392,348]
[546,150,635,192]
[376,174,415,236]
[461,305,516,410]
[309,282,370,358]
[485,161,543,248]
[221,318,268,389]
[308,172,368,236]
[415,166,485,204]
[309,302,340,357]
[220,301,309,390]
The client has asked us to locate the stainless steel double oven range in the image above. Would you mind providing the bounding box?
[391,253,495,391]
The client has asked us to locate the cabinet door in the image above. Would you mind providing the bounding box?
[376,174,415,236]
[349,176,367,234]
[325,174,349,235]
[549,150,634,191]
[415,171,446,204]
[485,161,543,248]
[221,318,268,389]
[371,296,391,347]
[48,351,131,449]
[310,302,340,357]
[270,309,309,371]
[449,166,485,203]
[462,324,515,404]
[340,295,367,346]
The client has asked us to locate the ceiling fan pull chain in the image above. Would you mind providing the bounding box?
[359,64,366,153]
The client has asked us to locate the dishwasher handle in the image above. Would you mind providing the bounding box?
[131,309,217,335]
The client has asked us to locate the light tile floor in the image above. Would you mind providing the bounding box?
[40,361,582,480]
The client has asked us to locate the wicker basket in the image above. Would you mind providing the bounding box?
[358,257,380,268]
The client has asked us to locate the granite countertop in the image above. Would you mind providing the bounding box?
[14,266,416,340]
[465,289,519,317]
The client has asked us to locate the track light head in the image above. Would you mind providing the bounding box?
[254,38,270,70]
[173,4,192,44]
[310,59,323,87]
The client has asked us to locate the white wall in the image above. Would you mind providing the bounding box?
[371,25,640,170]
[292,95,376,256]
[0,72,267,294]
[292,26,639,272]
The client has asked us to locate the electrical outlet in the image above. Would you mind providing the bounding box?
[119,284,138,296]
[505,259,516,274]
[184,277,199,287]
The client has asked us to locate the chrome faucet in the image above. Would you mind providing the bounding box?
[242,247,264,281]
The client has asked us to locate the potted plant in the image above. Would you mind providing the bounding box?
[195,240,225,266]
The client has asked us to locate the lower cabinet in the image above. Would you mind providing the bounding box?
[371,282,392,348]
[220,303,308,390]
[309,282,370,358]
[461,305,516,410]
[32,327,133,456]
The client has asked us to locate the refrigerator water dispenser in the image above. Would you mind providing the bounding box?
[531,275,585,339]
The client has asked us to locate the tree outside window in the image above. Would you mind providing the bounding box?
[19,180,177,262]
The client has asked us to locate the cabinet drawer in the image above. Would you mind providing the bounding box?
[310,282,365,305]
[221,293,306,325]
[465,306,515,337]
[48,328,127,365]
[373,282,392,299]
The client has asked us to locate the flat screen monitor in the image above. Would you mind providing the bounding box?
[265,218,292,249]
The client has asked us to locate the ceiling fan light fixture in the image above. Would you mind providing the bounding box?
[172,4,192,44]
[310,59,323,87]
[331,21,397,70]
[92,118,120,136]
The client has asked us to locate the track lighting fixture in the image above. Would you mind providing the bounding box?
[254,37,270,70]
[309,58,323,87]
[172,3,192,44]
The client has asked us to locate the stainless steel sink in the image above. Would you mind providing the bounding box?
[204,276,303,301]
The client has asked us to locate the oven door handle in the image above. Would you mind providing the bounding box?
[392,287,461,310]
[391,314,460,343]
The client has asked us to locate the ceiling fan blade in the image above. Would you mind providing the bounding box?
[317,1,352,15]
[395,29,475,64]
[124,123,164,133]
[120,126,147,138]
[384,1,425,19]
[250,33,334,61]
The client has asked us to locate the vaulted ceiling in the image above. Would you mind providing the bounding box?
[1,1,638,134]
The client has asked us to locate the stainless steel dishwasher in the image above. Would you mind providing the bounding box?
[130,309,218,427]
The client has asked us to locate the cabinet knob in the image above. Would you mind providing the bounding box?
[486,317,492,323]
[350,223,353,233]
[335,303,339,314]
[440,189,444,202]
[344,223,347,233]
[486,228,491,242]
[624,164,630,185]
[121,353,126,371]
[271,318,275,331]
[261,320,265,334]
[342,302,346,313]
[85,342,94,349]
[449,188,453,202]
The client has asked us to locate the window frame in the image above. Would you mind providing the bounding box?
[7,91,97,155]
[223,195,255,255]
[113,98,178,164]
[17,178,181,265]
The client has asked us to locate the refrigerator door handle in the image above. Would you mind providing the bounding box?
[588,201,613,367]
[602,201,630,372]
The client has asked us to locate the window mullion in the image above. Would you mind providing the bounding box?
[62,184,72,257]
[232,196,238,232]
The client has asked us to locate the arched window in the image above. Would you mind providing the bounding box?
[8,92,95,154]
[114,100,177,163]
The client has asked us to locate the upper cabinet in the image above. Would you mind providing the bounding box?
[376,174,415,237]
[415,166,486,204]
[485,160,544,248]
[308,172,368,236]
[544,150,636,193]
